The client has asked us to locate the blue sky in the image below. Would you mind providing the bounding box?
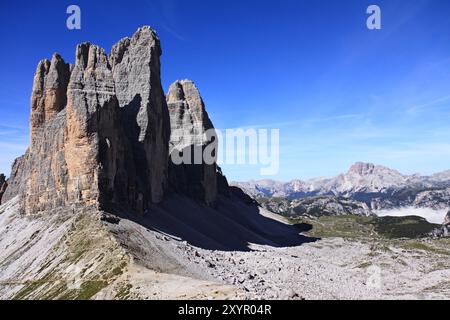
[1,0,450,181]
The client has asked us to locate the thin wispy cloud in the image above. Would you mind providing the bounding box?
[407,95,450,114]
[232,113,367,131]
[233,121,299,130]
[0,98,28,106]
[380,0,431,39]
[0,124,27,130]
[0,123,28,175]
[304,113,366,124]
[0,141,28,150]
[159,24,187,42]
[146,0,187,42]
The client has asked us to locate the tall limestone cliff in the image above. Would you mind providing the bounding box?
[110,27,170,204]
[65,42,123,209]
[3,26,228,214]
[4,27,171,214]
[30,53,71,148]
[167,80,218,205]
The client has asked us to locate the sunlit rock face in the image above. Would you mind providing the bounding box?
[5,26,170,214]
[4,26,231,215]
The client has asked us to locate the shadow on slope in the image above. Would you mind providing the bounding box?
[113,194,319,252]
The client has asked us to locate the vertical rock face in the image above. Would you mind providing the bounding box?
[22,53,72,213]
[6,26,171,214]
[65,43,121,208]
[0,174,7,204]
[30,54,71,148]
[1,155,26,204]
[5,26,230,214]
[110,26,170,204]
[25,111,68,213]
[167,80,218,205]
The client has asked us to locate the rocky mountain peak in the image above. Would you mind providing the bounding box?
[348,162,376,175]
[131,25,160,47]
[233,162,436,203]
[346,162,403,178]
[30,52,70,147]
[3,26,224,214]
[167,80,186,102]
[167,79,218,205]
[432,170,450,182]
[167,80,214,149]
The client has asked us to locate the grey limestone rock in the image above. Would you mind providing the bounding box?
[167,80,218,205]
[5,26,232,214]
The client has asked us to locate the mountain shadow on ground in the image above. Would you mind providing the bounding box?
[108,194,319,252]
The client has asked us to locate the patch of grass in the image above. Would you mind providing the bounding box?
[290,214,440,240]
[401,241,450,255]
[290,215,377,239]
[13,269,61,300]
[371,216,439,239]
[109,265,124,278]
[115,283,133,300]
[74,280,108,300]
[41,282,69,300]
[13,281,44,300]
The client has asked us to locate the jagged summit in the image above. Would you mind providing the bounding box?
[2,26,223,214]
[233,162,450,208]
[348,162,377,175]
[347,162,403,178]
[167,79,218,205]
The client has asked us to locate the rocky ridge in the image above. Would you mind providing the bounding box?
[233,162,450,211]
[258,196,373,217]
[2,26,223,215]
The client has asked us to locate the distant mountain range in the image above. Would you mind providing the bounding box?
[232,162,450,211]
